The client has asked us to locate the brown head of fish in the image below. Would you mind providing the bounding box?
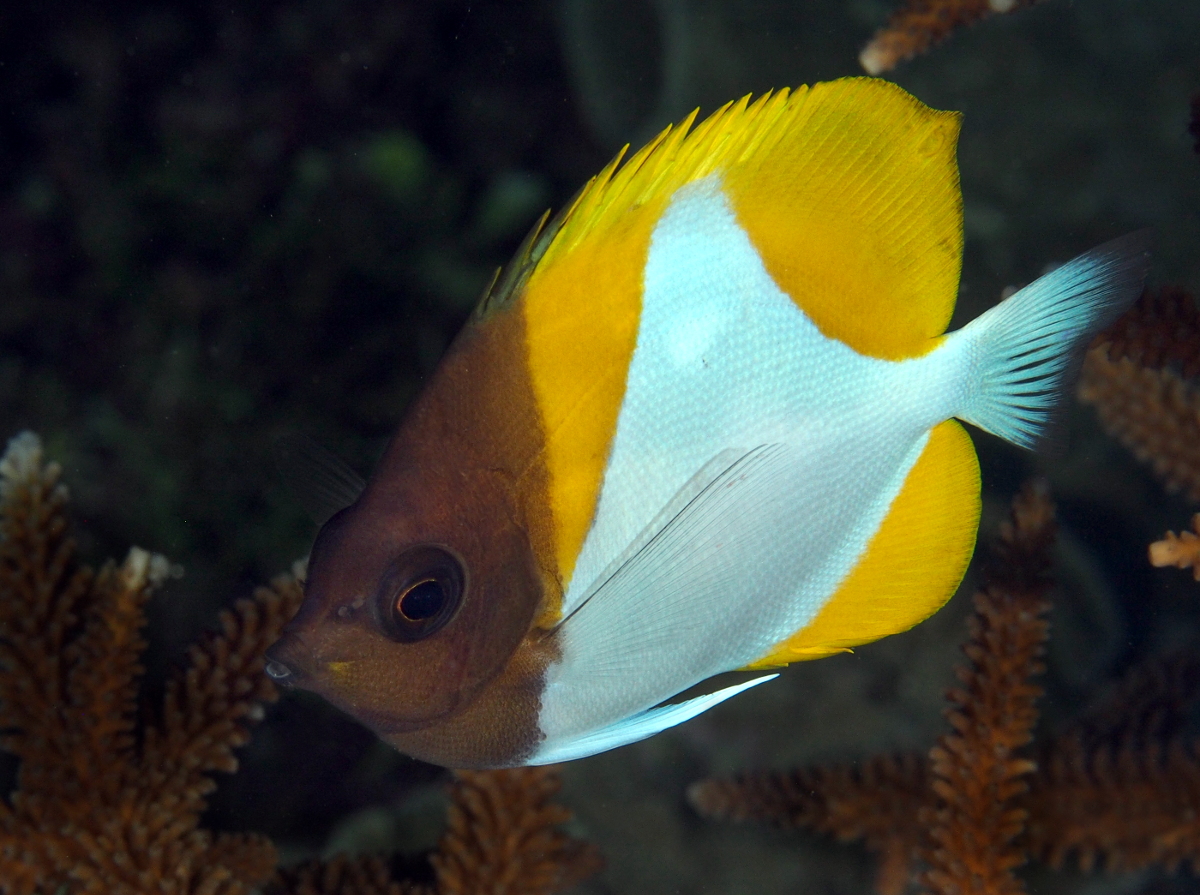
[265,288,562,769]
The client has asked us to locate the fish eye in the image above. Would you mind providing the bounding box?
[376,545,465,642]
[397,579,446,621]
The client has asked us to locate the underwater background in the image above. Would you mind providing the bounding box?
[0,0,1198,892]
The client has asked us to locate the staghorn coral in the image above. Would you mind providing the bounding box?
[691,484,1054,895]
[919,482,1053,895]
[1022,734,1200,874]
[271,854,429,895]
[430,768,604,895]
[0,430,296,895]
[859,0,1044,75]
[689,753,929,895]
[1020,649,1200,875]
[1097,285,1200,379]
[691,484,1200,894]
[1082,282,1200,604]
[1079,285,1200,502]
[0,431,601,895]
[1079,353,1200,501]
[1064,649,1200,749]
[268,768,602,895]
[692,694,1200,892]
[1150,514,1200,579]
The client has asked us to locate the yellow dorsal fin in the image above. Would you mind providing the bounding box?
[723,78,962,360]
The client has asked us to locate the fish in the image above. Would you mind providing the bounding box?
[264,77,1150,769]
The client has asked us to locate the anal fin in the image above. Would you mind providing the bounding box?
[747,419,980,668]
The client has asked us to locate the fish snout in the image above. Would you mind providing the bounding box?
[264,631,312,687]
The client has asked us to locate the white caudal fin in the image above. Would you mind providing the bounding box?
[951,231,1151,449]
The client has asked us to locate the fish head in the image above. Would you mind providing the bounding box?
[265,464,545,736]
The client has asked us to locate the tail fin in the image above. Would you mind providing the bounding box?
[953,231,1151,449]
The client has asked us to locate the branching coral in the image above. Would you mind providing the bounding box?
[1150,514,1200,579]
[1079,286,1200,501]
[271,854,429,895]
[0,430,296,895]
[1097,285,1200,378]
[690,484,1200,894]
[268,768,603,895]
[1022,650,1200,873]
[1081,282,1200,583]
[431,769,604,895]
[0,431,602,895]
[689,753,929,895]
[919,482,1053,895]
[1023,735,1200,874]
[859,0,1044,75]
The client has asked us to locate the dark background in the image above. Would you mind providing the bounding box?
[1,1,1198,891]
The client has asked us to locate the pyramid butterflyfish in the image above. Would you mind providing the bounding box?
[265,77,1150,769]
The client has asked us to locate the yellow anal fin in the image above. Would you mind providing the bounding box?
[746,420,980,669]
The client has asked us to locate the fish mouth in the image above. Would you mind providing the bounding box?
[264,632,312,686]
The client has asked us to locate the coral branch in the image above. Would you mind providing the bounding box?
[1064,649,1200,749]
[1026,734,1200,874]
[689,754,929,895]
[431,768,604,895]
[1079,350,1200,501]
[691,484,1060,895]
[859,0,1043,75]
[138,575,307,840]
[1095,286,1200,379]
[268,768,601,895]
[691,474,1200,893]
[919,482,1053,895]
[1080,286,1200,501]
[1150,515,1200,579]
[0,431,602,895]
[0,431,299,895]
[271,855,430,895]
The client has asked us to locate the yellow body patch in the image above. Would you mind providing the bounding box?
[746,419,980,667]
[519,77,964,591]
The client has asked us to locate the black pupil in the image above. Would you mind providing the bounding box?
[399,579,445,621]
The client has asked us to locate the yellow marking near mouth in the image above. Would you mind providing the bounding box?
[327,661,354,679]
